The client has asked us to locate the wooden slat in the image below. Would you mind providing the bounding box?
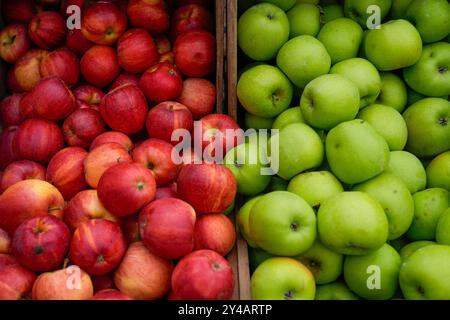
[226,0,252,301]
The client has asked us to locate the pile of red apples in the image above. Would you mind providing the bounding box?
[0,0,240,300]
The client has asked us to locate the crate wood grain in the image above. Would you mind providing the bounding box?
[226,0,251,301]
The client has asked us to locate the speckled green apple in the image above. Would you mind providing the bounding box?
[315,282,359,300]
[344,244,401,300]
[426,151,450,190]
[384,151,426,194]
[287,3,321,38]
[272,107,305,130]
[376,72,407,112]
[353,173,414,240]
[318,192,389,255]
[344,0,392,28]
[236,196,262,248]
[400,241,436,260]
[322,5,344,24]
[436,208,450,245]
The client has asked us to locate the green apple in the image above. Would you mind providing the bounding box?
[318,191,389,255]
[407,88,425,106]
[269,123,324,180]
[286,3,321,38]
[297,0,319,4]
[344,244,401,300]
[399,245,450,299]
[400,241,436,260]
[426,151,450,190]
[325,119,390,184]
[300,74,360,130]
[249,247,274,274]
[296,240,344,285]
[344,0,392,28]
[276,35,331,89]
[364,19,422,71]
[251,257,315,300]
[407,188,450,240]
[315,282,359,300]
[224,142,271,196]
[405,0,450,43]
[322,5,344,24]
[436,208,450,245]
[385,151,426,194]
[403,42,450,97]
[389,0,413,19]
[236,196,262,248]
[238,3,290,61]
[264,175,288,192]
[357,104,408,151]
[353,173,414,240]
[403,98,450,158]
[330,58,381,109]
[256,0,296,11]
[317,18,363,65]
[376,72,407,112]
[272,107,305,130]
[244,112,274,130]
[249,191,316,256]
[287,171,344,209]
[237,64,293,118]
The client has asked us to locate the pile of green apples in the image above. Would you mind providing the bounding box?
[228,0,450,300]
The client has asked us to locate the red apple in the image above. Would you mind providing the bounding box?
[63,108,106,148]
[12,215,70,272]
[81,2,127,45]
[13,49,49,91]
[91,273,115,293]
[1,160,46,193]
[80,45,120,88]
[122,214,141,244]
[100,84,148,134]
[40,48,80,87]
[91,289,132,300]
[28,11,66,49]
[7,68,25,93]
[0,24,31,63]
[139,198,196,259]
[0,93,26,127]
[70,219,126,276]
[171,249,234,300]
[64,190,120,231]
[127,0,170,34]
[158,51,175,64]
[66,29,94,56]
[155,183,178,200]
[0,254,36,300]
[20,76,76,121]
[199,113,243,157]
[46,147,88,200]
[117,28,159,73]
[171,4,213,39]
[61,0,87,15]
[37,0,62,5]
[98,163,156,218]
[0,179,64,235]
[139,62,183,103]
[0,126,19,169]
[90,131,133,152]
[110,72,140,91]
[114,241,173,300]
[132,138,182,186]
[32,266,94,300]
[178,78,216,119]
[84,142,133,188]
[174,30,215,77]
[73,85,105,110]
[153,34,171,54]
[194,214,236,256]
[0,229,11,254]
[14,118,64,163]
[177,164,236,214]
[2,0,43,24]
[146,101,193,145]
